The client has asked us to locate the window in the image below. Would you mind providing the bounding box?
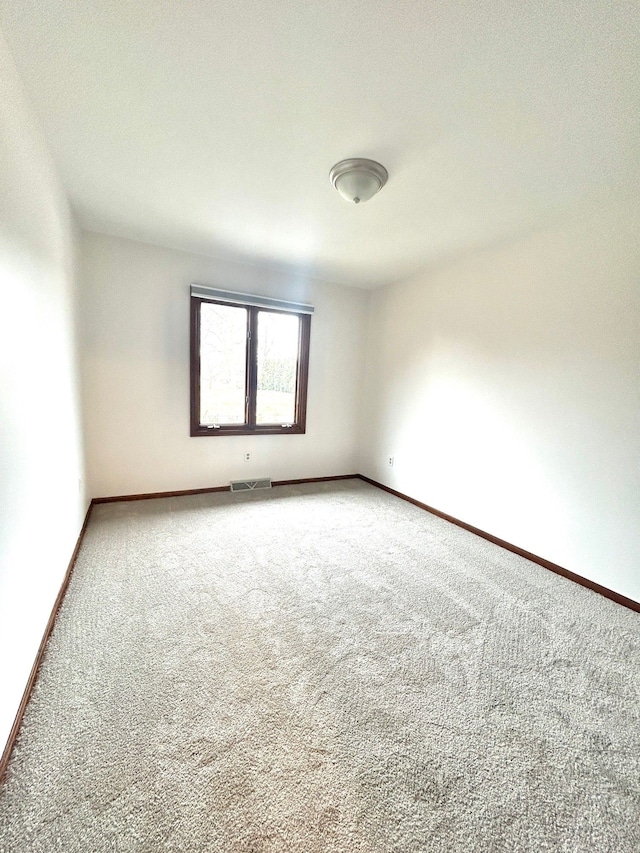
[190,286,312,436]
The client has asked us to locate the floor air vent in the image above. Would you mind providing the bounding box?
[230,477,272,492]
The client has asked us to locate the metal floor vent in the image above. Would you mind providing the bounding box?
[230,477,272,492]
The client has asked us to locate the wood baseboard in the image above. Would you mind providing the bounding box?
[0,503,94,787]
[357,474,640,614]
[93,475,358,504]
[92,485,230,504]
[272,474,357,487]
[1,474,358,783]
[3,472,635,787]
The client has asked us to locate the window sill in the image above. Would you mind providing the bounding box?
[190,425,306,437]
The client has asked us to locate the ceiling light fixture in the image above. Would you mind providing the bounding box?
[329,158,388,204]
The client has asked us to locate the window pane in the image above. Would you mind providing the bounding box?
[200,303,247,424]
[256,311,299,424]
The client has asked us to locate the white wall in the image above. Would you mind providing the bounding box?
[0,35,86,749]
[79,232,368,498]
[360,192,640,602]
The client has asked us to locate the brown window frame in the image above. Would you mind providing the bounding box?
[190,295,311,437]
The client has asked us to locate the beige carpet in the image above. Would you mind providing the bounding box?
[1,479,639,851]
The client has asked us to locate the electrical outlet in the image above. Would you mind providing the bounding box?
[388,456,394,467]
[244,452,251,462]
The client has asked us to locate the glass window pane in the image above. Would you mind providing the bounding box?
[199,303,247,425]
[256,311,299,425]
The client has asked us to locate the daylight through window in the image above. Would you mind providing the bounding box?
[190,289,311,436]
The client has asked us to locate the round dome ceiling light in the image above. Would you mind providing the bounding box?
[329,158,388,204]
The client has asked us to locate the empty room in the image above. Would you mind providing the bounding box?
[1,1,639,850]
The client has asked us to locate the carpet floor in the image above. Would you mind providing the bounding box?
[1,479,639,851]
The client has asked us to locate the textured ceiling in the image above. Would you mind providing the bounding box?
[1,0,638,287]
